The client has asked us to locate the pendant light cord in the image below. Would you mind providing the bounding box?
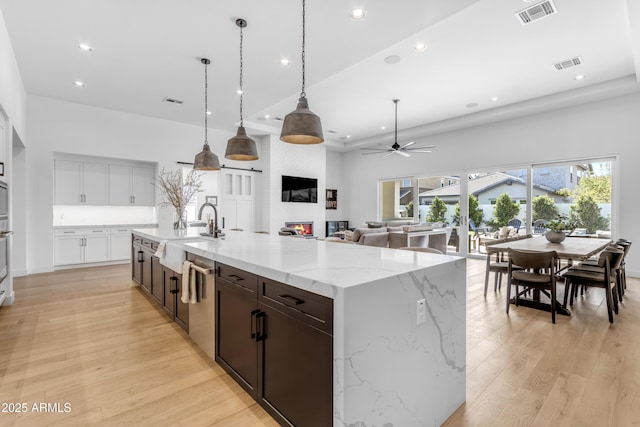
[301,0,306,98]
[239,23,244,126]
[204,60,209,145]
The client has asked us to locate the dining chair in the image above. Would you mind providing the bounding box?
[507,218,522,234]
[573,242,628,302]
[561,247,624,323]
[506,249,558,323]
[532,219,548,234]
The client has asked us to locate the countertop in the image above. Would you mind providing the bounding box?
[55,223,158,229]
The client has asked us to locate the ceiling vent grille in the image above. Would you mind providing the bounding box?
[516,0,557,25]
[553,56,582,71]
[162,97,184,104]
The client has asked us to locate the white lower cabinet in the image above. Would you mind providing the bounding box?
[54,227,113,266]
[110,228,133,261]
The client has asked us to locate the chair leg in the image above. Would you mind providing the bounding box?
[562,278,571,308]
[506,278,512,314]
[551,286,556,324]
[617,271,623,302]
[494,272,500,292]
[604,284,614,323]
[612,284,619,315]
[484,265,490,297]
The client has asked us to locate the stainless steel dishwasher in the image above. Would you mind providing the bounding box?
[186,253,216,360]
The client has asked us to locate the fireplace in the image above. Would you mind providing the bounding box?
[285,222,314,236]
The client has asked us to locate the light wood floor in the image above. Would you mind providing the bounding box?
[1,261,639,426]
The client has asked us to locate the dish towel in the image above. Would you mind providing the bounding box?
[154,240,167,258]
[181,260,193,304]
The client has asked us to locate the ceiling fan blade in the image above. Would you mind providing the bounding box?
[394,150,411,157]
[361,151,388,155]
[382,151,395,158]
[407,145,436,150]
[400,141,415,149]
[360,148,391,152]
[409,150,432,153]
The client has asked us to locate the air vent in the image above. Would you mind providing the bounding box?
[327,130,337,134]
[516,0,556,25]
[162,97,184,104]
[272,116,284,122]
[553,56,582,71]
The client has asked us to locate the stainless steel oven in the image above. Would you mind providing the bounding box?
[0,181,10,303]
[0,181,7,219]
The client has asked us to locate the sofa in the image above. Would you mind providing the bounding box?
[341,221,449,252]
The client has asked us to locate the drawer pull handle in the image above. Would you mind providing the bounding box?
[170,276,179,294]
[137,251,144,262]
[228,274,244,282]
[278,294,304,305]
[255,311,266,342]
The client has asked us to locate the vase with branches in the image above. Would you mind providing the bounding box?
[155,169,204,229]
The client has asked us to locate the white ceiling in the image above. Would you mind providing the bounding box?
[1,0,638,151]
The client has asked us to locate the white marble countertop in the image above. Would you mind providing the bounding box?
[180,230,462,293]
[131,226,207,241]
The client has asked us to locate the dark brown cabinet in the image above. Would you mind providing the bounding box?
[163,266,189,332]
[215,263,333,426]
[150,255,163,304]
[132,235,143,285]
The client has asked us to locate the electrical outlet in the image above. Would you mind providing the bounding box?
[416,299,426,325]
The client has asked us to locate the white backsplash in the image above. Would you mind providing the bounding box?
[53,205,157,226]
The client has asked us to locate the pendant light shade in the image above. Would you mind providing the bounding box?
[193,58,221,171]
[225,126,258,160]
[280,0,324,145]
[225,18,259,161]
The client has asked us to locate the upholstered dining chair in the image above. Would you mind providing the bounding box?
[506,249,559,323]
[561,247,624,323]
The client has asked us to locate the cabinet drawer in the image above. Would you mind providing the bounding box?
[132,234,143,244]
[217,263,257,292]
[111,227,132,235]
[54,227,110,236]
[141,238,157,249]
[259,278,333,334]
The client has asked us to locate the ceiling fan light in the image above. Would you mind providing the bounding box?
[225,126,258,160]
[193,143,221,170]
[280,97,324,144]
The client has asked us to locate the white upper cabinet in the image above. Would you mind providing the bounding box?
[108,165,155,206]
[54,160,108,205]
[54,155,156,206]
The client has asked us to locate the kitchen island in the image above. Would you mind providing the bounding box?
[132,228,466,426]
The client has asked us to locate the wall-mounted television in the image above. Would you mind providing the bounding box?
[282,175,318,203]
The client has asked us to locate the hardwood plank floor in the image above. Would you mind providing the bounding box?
[1,260,639,426]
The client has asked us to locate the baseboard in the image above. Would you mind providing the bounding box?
[12,269,28,277]
[54,259,130,271]
[626,270,640,278]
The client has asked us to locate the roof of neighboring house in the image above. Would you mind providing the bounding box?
[419,172,556,198]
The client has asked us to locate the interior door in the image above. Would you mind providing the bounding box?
[221,170,255,231]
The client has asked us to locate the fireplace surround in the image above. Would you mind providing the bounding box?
[285,222,314,236]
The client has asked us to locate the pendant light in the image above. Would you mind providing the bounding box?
[193,58,221,170]
[280,0,324,144]
[225,18,259,160]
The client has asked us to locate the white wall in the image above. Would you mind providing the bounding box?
[325,150,348,227]
[342,91,640,274]
[25,95,265,273]
[0,9,26,139]
[265,134,327,237]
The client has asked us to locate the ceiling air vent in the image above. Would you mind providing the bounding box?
[516,0,557,25]
[162,97,184,104]
[553,56,582,71]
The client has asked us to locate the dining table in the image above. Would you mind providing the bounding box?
[489,236,612,316]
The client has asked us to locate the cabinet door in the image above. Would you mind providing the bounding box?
[258,303,333,427]
[216,278,258,397]
[163,267,177,318]
[84,235,110,263]
[110,234,132,261]
[174,273,189,332]
[54,160,83,204]
[108,165,132,205]
[132,243,143,284]
[151,256,163,304]
[131,166,155,206]
[54,236,84,265]
[82,162,108,205]
[141,248,153,293]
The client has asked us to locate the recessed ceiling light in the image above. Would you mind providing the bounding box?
[575,74,586,80]
[78,43,93,52]
[414,43,427,52]
[236,89,244,95]
[280,58,291,66]
[381,126,386,130]
[490,96,498,102]
[264,114,270,119]
[346,135,351,139]
[74,81,85,87]
[384,55,401,65]
[206,110,212,115]
[350,9,365,19]
[466,102,478,108]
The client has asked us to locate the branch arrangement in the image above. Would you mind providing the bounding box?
[155,168,204,214]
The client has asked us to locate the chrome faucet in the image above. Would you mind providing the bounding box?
[198,202,220,238]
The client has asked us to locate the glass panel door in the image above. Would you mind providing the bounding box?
[417,176,461,255]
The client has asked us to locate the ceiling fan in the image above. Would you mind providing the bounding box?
[360,99,435,157]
